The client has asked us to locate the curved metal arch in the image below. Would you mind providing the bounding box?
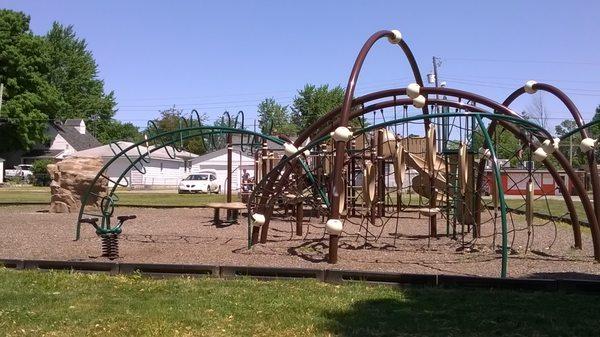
[75,126,287,240]
[221,110,232,127]
[258,92,591,261]
[145,119,181,159]
[259,86,564,243]
[293,87,554,150]
[559,119,600,141]
[331,30,428,220]
[338,30,428,128]
[498,83,600,257]
[315,97,585,251]
[185,109,209,151]
[233,110,245,130]
[251,111,555,277]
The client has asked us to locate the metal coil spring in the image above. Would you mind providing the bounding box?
[100,233,119,260]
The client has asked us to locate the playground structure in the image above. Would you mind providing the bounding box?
[76,30,600,278]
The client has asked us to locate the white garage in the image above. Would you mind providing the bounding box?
[69,142,197,188]
[0,157,4,183]
[190,148,255,192]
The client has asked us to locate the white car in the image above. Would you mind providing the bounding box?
[178,172,221,194]
[5,164,33,180]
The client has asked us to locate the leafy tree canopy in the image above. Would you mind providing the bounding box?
[45,22,116,122]
[0,10,64,151]
[555,119,586,168]
[257,98,296,135]
[146,106,207,155]
[291,84,345,131]
[0,9,137,152]
[92,119,141,144]
[472,124,524,167]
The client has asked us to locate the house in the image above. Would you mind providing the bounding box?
[0,157,4,183]
[1,119,101,167]
[484,168,586,196]
[69,142,198,188]
[190,148,255,192]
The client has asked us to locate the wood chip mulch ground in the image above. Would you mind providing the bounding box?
[0,205,598,280]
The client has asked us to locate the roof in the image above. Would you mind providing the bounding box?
[191,147,254,164]
[52,122,101,151]
[63,119,84,126]
[148,145,198,160]
[71,142,184,162]
[22,149,64,159]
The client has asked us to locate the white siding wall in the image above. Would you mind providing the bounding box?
[103,157,185,188]
[50,134,70,151]
[190,151,255,192]
[0,160,4,183]
[136,160,182,186]
[103,158,132,188]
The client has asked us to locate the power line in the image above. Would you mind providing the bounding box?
[442,73,600,85]
[444,57,600,67]
[114,78,416,113]
[114,77,414,105]
[443,76,600,93]
[443,78,600,97]
[117,95,296,108]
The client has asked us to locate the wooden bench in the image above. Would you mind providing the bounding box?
[206,202,247,225]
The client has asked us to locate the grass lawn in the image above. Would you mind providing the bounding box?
[0,187,232,206]
[0,186,589,223]
[501,198,588,223]
[0,268,599,336]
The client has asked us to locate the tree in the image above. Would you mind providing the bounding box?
[257,98,296,135]
[45,22,116,122]
[31,159,52,186]
[147,106,207,154]
[472,124,523,166]
[91,119,141,143]
[555,119,586,167]
[0,10,65,151]
[291,84,345,131]
[523,92,549,130]
[0,10,134,152]
[589,105,600,139]
[586,104,600,162]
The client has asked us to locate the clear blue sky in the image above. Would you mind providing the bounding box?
[3,0,600,131]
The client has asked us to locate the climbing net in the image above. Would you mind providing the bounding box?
[247,108,576,257]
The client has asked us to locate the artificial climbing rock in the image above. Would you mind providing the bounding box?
[47,157,107,213]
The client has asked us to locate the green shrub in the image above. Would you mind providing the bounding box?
[31,159,53,186]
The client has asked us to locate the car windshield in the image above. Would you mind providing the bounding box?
[185,174,208,181]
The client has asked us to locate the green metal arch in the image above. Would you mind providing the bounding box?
[249,111,558,278]
[559,119,600,141]
[75,126,287,240]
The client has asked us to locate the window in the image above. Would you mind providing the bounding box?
[185,174,208,181]
[210,175,216,181]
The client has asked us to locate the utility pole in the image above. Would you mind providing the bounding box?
[431,57,443,150]
[569,136,573,165]
[432,57,440,89]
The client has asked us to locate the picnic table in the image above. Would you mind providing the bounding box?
[206,202,247,225]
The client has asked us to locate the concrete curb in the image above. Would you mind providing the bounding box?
[2,258,600,293]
